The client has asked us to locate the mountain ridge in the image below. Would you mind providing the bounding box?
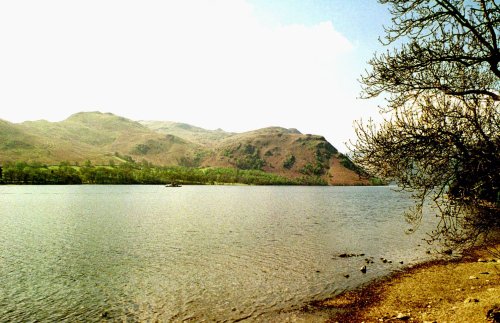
[0,111,371,185]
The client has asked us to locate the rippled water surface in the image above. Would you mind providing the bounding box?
[0,185,435,321]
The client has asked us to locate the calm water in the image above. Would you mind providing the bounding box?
[0,185,436,322]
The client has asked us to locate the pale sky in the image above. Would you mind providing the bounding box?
[0,0,391,152]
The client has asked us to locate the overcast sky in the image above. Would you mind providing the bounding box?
[0,0,391,152]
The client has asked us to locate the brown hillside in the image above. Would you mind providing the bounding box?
[1,112,372,185]
[328,155,370,185]
[198,127,369,185]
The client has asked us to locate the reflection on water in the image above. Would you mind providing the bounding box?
[0,185,435,321]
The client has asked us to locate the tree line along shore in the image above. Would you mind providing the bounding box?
[0,160,351,186]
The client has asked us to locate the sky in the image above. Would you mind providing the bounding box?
[0,0,392,152]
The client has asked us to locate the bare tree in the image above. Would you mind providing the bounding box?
[353,0,500,249]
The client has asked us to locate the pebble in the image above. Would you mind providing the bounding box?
[396,312,411,320]
[360,265,367,273]
[469,276,478,279]
[464,297,479,303]
[338,253,365,258]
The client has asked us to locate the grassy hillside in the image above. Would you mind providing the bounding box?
[0,119,47,161]
[139,120,234,147]
[0,112,202,165]
[0,112,373,185]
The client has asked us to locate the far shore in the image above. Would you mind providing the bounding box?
[273,242,500,322]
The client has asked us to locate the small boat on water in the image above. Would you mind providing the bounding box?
[165,182,182,187]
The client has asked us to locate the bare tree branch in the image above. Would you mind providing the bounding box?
[354,0,500,249]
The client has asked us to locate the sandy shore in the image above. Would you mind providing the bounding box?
[311,244,500,322]
[274,243,499,322]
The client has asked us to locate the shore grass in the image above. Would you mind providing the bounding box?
[307,243,500,322]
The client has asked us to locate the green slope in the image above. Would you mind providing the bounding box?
[0,111,371,185]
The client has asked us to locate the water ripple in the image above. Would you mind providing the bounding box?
[0,185,436,321]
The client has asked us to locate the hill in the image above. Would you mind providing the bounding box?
[0,112,372,185]
[138,120,234,147]
[0,112,201,166]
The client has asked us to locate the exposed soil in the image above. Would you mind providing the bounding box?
[327,156,370,185]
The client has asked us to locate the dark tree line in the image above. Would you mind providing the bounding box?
[353,0,499,249]
[0,161,328,186]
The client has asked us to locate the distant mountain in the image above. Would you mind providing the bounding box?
[0,111,371,185]
[138,120,234,147]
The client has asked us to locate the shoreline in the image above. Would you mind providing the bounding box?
[291,243,500,322]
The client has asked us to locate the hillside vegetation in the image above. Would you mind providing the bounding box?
[0,112,376,185]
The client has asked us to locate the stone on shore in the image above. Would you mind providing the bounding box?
[338,253,365,258]
[464,297,479,303]
[486,306,500,322]
[324,243,500,323]
[396,312,411,320]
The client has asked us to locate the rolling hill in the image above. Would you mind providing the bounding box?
[0,111,371,185]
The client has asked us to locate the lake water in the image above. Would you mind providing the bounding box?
[0,185,437,322]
